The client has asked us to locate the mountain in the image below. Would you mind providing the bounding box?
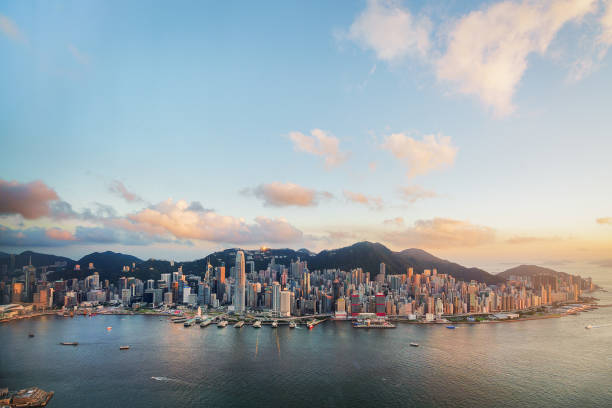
[498,265,573,280]
[3,242,505,285]
[190,241,504,285]
[0,250,75,270]
[46,251,142,282]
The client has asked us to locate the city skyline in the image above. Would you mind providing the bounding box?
[1,0,612,275]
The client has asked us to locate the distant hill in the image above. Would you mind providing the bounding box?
[46,251,142,282]
[498,265,578,281]
[0,250,75,270]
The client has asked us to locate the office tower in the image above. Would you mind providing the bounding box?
[379,262,386,276]
[272,282,281,314]
[234,251,246,312]
[215,266,225,299]
[280,290,291,317]
[375,293,386,316]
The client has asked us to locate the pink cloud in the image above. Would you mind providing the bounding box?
[0,179,59,219]
[109,180,143,202]
[45,228,76,241]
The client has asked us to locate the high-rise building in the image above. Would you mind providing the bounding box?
[280,290,291,317]
[272,282,281,314]
[234,251,246,312]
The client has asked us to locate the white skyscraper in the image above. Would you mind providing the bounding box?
[234,251,246,312]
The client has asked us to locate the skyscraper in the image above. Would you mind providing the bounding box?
[234,251,246,312]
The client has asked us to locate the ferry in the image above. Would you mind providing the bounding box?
[410,342,419,347]
[289,321,297,329]
[253,320,262,328]
[171,317,187,324]
[1,387,54,407]
[234,321,244,328]
[119,345,130,350]
[200,319,213,328]
[271,320,279,328]
[446,325,456,329]
[60,342,78,346]
[217,320,228,328]
[184,319,195,327]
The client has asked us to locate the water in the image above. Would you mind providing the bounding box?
[2,290,612,407]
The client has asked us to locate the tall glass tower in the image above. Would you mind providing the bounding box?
[234,251,246,312]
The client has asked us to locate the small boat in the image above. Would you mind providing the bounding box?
[200,319,213,328]
[60,342,78,346]
[446,325,456,329]
[28,333,35,338]
[271,320,279,328]
[217,320,228,328]
[410,342,419,347]
[253,320,262,328]
[307,320,316,329]
[106,326,112,331]
[184,320,194,327]
[119,345,130,350]
[289,321,297,329]
[195,316,203,323]
[234,321,244,328]
[585,325,593,329]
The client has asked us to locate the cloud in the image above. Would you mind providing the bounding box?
[45,228,76,241]
[246,182,332,207]
[505,235,562,244]
[591,258,612,268]
[343,190,384,210]
[596,217,612,225]
[0,179,59,219]
[399,185,438,203]
[437,0,597,116]
[0,14,26,44]
[109,180,143,203]
[347,0,431,61]
[112,199,303,245]
[68,44,90,65]
[383,217,404,226]
[381,133,457,177]
[0,224,167,247]
[288,129,348,168]
[600,0,612,45]
[384,217,495,248]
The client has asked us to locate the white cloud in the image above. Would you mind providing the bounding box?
[381,133,457,178]
[384,217,495,248]
[68,44,90,65]
[115,199,303,245]
[347,0,431,61]
[288,129,348,168]
[601,0,612,45]
[343,190,384,210]
[247,182,332,207]
[399,185,438,203]
[437,0,597,116]
[383,217,404,226]
[0,14,26,44]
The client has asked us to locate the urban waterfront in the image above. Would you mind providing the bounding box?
[2,286,611,408]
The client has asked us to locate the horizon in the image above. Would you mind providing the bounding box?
[1,0,612,277]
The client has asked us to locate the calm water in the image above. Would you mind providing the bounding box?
[2,287,611,407]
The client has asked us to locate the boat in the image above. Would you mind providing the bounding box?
[60,342,78,346]
[585,325,593,329]
[234,321,244,328]
[184,319,194,327]
[217,320,228,328]
[253,320,262,328]
[171,316,187,323]
[446,325,456,329]
[106,326,112,331]
[289,321,297,329]
[28,333,34,338]
[195,316,203,324]
[307,320,315,329]
[271,320,279,328]
[2,387,54,407]
[119,346,130,350]
[200,319,213,328]
[410,342,419,347]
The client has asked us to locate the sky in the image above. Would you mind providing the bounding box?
[1,0,611,274]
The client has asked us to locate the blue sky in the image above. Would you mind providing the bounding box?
[1,0,611,273]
